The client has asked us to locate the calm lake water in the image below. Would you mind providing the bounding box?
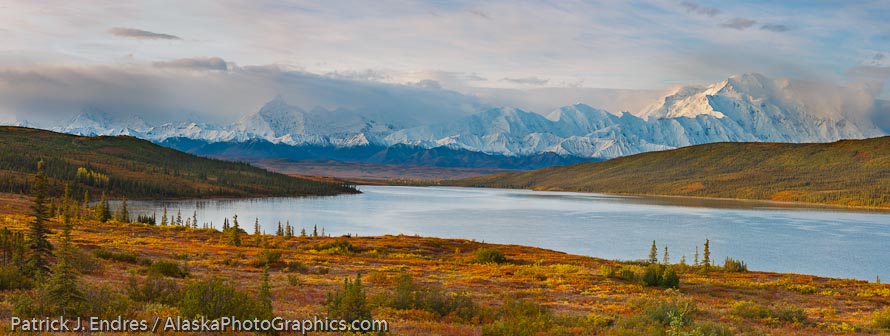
[118,186,890,281]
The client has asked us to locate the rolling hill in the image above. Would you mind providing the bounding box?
[453,136,890,208]
[0,127,358,199]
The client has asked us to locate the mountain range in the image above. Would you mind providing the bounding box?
[13,73,887,168]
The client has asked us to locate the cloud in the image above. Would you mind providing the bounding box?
[468,9,491,20]
[679,1,720,17]
[153,57,228,71]
[760,24,790,32]
[464,73,487,82]
[0,63,486,127]
[721,18,757,30]
[108,27,181,40]
[501,77,549,86]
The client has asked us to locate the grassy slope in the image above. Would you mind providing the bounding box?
[0,127,358,198]
[0,199,887,335]
[454,137,890,208]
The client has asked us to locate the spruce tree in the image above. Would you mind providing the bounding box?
[663,245,669,265]
[118,197,129,223]
[176,210,182,226]
[300,227,306,237]
[313,225,318,237]
[254,218,261,247]
[694,246,699,266]
[161,207,168,226]
[96,192,110,223]
[648,240,658,264]
[276,221,283,236]
[82,190,90,209]
[26,160,53,276]
[229,214,241,246]
[192,211,198,228]
[703,239,711,268]
[258,267,273,317]
[47,212,83,315]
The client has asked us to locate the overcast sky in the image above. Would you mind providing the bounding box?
[0,0,888,124]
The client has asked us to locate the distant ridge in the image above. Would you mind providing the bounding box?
[452,136,890,208]
[0,127,358,199]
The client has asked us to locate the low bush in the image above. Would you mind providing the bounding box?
[93,248,152,266]
[475,248,507,264]
[730,301,807,323]
[642,264,680,288]
[286,261,310,274]
[482,299,552,336]
[179,278,271,320]
[315,240,359,255]
[149,260,188,278]
[69,248,104,275]
[128,273,182,306]
[385,273,481,322]
[0,265,31,290]
[600,265,616,278]
[874,307,890,329]
[618,267,637,281]
[251,250,283,268]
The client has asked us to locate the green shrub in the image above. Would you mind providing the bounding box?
[251,250,283,268]
[730,301,772,320]
[385,273,480,322]
[618,267,636,281]
[482,300,552,336]
[179,278,271,319]
[128,273,182,306]
[874,307,890,329]
[326,275,372,323]
[642,264,681,288]
[0,265,31,290]
[315,240,359,255]
[475,248,507,264]
[286,261,310,274]
[601,265,616,278]
[93,248,152,266]
[69,248,103,275]
[722,257,748,272]
[730,301,806,323]
[149,260,187,278]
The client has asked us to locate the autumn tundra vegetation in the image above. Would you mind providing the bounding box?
[0,161,887,335]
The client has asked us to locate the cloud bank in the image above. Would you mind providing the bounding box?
[108,27,182,40]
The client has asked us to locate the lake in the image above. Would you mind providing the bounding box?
[117,186,890,281]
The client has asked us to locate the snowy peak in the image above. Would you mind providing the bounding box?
[56,106,154,136]
[234,96,308,138]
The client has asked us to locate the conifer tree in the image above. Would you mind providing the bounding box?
[192,211,198,228]
[300,227,306,237]
[254,218,261,247]
[680,255,687,267]
[694,246,699,266]
[648,240,658,264]
[96,192,110,223]
[258,267,272,317]
[703,239,711,268]
[663,245,669,265]
[176,209,183,226]
[276,221,283,236]
[118,197,129,223]
[82,190,90,209]
[229,214,241,246]
[47,212,83,315]
[313,225,318,237]
[161,207,168,226]
[26,160,53,276]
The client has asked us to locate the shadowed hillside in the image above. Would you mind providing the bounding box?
[0,127,358,199]
[453,137,890,208]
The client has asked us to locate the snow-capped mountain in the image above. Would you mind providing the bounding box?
[382,74,885,158]
[25,73,888,162]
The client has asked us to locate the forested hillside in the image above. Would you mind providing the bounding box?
[0,127,358,199]
[453,137,890,208]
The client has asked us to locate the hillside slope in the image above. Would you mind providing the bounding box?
[453,137,890,208]
[0,127,358,199]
